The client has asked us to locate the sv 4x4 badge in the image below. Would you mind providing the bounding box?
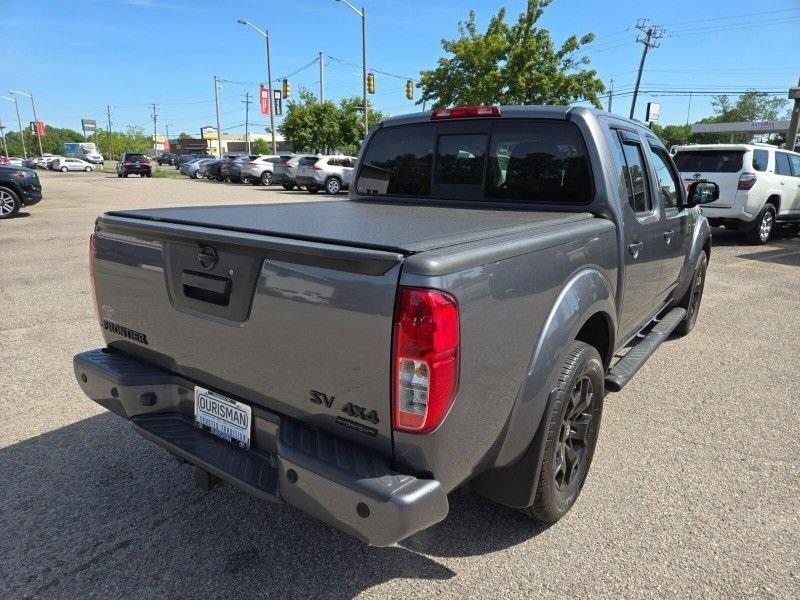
[309,390,380,426]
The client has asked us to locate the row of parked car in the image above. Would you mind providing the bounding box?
[171,152,358,195]
[0,155,98,172]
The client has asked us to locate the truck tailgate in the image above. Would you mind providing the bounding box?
[93,214,403,453]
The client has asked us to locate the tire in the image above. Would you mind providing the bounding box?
[747,205,775,244]
[61,166,68,172]
[307,187,319,194]
[0,186,20,219]
[193,171,202,179]
[85,166,91,172]
[117,173,123,178]
[674,251,708,337]
[261,171,272,185]
[282,183,295,191]
[145,173,152,178]
[325,177,342,195]
[519,341,605,523]
[123,173,128,178]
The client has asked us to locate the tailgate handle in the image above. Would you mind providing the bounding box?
[181,270,231,306]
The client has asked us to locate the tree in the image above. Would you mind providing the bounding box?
[178,132,192,139]
[417,0,604,109]
[650,123,692,148]
[278,90,385,154]
[2,126,84,157]
[695,91,790,143]
[338,96,386,155]
[251,138,270,154]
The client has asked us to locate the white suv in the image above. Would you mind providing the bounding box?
[241,154,295,185]
[673,144,800,243]
[295,155,357,195]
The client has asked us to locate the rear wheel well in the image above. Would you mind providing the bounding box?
[765,195,780,212]
[575,313,613,368]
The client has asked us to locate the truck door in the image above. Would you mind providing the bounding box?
[646,142,691,296]
[609,129,663,338]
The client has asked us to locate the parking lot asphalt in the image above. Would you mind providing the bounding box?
[1,170,798,599]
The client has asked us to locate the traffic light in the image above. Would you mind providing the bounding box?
[367,73,375,94]
[282,78,291,99]
[405,80,413,100]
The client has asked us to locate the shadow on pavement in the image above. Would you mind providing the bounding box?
[736,246,800,267]
[0,412,547,598]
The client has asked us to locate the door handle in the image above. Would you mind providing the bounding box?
[628,241,643,259]
[663,230,674,245]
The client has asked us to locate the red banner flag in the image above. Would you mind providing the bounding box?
[35,121,46,137]
[260,86,270,115]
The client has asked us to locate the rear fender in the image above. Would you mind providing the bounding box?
[472,268,616,508]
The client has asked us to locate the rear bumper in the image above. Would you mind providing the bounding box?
[73,348,448,546]
[272,172,294,185]
[295,175,321,188]
[700,205,754,222]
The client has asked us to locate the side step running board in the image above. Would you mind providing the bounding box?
[605,307,687,392]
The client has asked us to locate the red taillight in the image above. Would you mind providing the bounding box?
[89,233,101,325]
[392,287,459,433]
[738,173,757,190]
[431,105,501,120]
[312,164,323,170]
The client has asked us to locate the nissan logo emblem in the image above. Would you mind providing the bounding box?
[198,246,218,270]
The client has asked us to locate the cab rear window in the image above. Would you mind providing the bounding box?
[673,151,743,173]
[356,120,592,204]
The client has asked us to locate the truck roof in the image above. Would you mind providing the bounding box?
[377,105,649,133]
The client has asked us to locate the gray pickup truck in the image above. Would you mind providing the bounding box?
[74,106,717,546]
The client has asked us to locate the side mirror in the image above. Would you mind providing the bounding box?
[686,180,719,207]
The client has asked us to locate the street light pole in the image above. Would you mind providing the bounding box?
[213,75,223,158]
[3,95,26,158]
[237,19,277,154]
[336,1,368,137]
[10,90,43,156]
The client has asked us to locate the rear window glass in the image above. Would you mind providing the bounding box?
[752,149,769,172]
[299,157,319,166]
[673,150,743,173]
[357,120,592,203]
[358,125,433,196]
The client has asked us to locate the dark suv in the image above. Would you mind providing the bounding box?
[156,152,175,166]
[116,153,152,178]
[0,164,42,219]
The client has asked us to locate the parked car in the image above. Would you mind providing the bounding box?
[52,157,95,172]
[296,155,357,195]
[4,156,24,167]
[220,155,255,183]
[272,154,319,190]
[174,153,213,170]
[200,159,224,181]
[157,152,176,166]
[75,105,717,546]
[673,143,800,243]
[116,152,152,178]
[181,158,215,179]
[22,157,38,169]
[0,164,42,219]
[45,156,64,170]
[241,154,294,185]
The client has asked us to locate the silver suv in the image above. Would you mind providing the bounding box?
[295,155,357,195]
[273,154,319,191]
[242,154,295,185]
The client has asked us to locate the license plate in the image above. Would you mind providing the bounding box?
[194,386,251,449]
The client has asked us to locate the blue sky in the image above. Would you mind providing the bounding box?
[1,0,798,138]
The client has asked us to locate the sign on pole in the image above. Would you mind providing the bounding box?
[35,121,46,137]
[259,86,270,115]
[645,102,661,122]
[273,90,282,116]
[81,118,97,132]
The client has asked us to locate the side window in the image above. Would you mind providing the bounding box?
[752,149,769,172]
[612,133,652,214]
[787,154,800,177]
[776,152,793,176]
[649,147,681,210]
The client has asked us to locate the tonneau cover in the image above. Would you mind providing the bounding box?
[109,200,593,254]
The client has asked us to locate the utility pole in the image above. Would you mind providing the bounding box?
[786,76,800,151]
[106,105,113,160]
[0,119,8,157]
[242,92,252,154]
[4,95,26,158]
[165,124,170,147]
[213,75,223,158]
[607,78,614,112]
[629,19,665,120]
[149,103,159,158]
[319,51,325,102]
[684,92,693,143]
